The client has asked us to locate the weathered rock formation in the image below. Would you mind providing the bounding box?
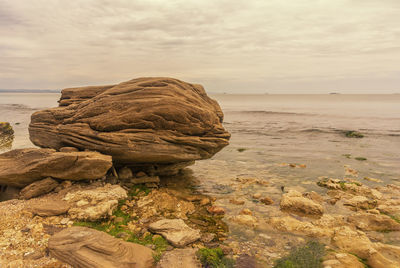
[29,77,230,165]
[0,148,112,187]
[48,226,154,268]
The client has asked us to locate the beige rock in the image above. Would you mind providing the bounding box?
[31,200,70,216]
[267,216,332,237]
[280,190,324,216]
[232,214,258,228]
[260,197,274,205]
[229,199,245,205]
[240,208,252,215]
[149,219,200,247]
[64,184,127,221]
[344,196,377,210]
[207,206,225,215]
[0,148,112,187]
[332,226,400,268]
[324,252,365,268]
[19,177,59,199]
[157,248,201,268]
[29,77,230,165]
[347,213,400,232]
[48,226,154,268]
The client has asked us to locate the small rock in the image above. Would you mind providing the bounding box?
[229,199,245,205]
[118,167,133,181]
[252,193,261,199]
[207,206,225,215]
[20,177,59,199]
[240,208,252,215]
[23,251,44,260]
[157,248,201,268]
[200,233,216,243]
[232,214,258,227]
[60,218,70,225]
[31,200,70,216]
[260,197,274,205]
[136,171,147,177]
[200,198,210,206]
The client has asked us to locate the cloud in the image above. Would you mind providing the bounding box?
[0,0,399,93]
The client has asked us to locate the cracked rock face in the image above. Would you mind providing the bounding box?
[0,148,112,187]
[29,77,230,164]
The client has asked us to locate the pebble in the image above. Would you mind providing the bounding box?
[207,206,225,215]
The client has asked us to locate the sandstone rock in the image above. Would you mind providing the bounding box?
[232,214,258,228]
[149,219,200,247]
[29,77,230,165]
[332,226,400,268]
[280,190,324,216]
[260,197,274,205]
[130,176,160,185]
[267,216,332,237]
[48,226,154,268]
[59,146,79,152]
[323,252,365,268]
[19,177,59,199]
[0,148,112,187]
[64,184,127,221]
[344,196,377,210]
[239,208,252,215]
[31,200,70,216]
[347,213,400,232]
[229,199,245,205]
[207,206,225,215]
[157,248,201,268]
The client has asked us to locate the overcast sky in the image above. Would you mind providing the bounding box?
[1,0,399,93]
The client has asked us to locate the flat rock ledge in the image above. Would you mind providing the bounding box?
[0,148,112,187]
[149,219,201,247]
[29,77,230,165]
[48,226,154,268]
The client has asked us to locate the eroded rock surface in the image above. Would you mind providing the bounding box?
[0,148,112,187]
[63,184,127,221]
[48,226,154,268]
[29,77,230,164]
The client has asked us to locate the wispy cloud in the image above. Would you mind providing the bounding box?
[0,0,399,93]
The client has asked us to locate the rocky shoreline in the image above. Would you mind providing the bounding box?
[1,77,400,268]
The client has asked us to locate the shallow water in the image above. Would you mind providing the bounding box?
[1,92,400,264]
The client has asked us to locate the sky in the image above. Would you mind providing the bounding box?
[1,0,400,93]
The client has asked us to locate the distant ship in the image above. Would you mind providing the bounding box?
[329,92,340,95]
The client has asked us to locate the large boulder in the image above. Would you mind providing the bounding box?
[0,148,112,187]
[29,77,230,164]
[48,226,154,268]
